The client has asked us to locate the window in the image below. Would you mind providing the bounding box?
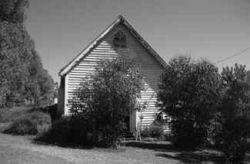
[113,31,127,48]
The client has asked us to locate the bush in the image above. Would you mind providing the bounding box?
[141,125,163,138]
[158,56,220,149]
[4,118,37,135]
[171,120,207,149]
[214,117,248,163]
[40,104,59,122]
[37,115,95,147]
[0,106,33,123]
[3,111,51,135]
[69,56,144,147]
[214,64,250,163]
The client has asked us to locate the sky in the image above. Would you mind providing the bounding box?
[25,0,250,82]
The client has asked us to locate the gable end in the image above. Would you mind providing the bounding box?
[59,15,167,76]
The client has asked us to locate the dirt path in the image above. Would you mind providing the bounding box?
[0,133,179,164]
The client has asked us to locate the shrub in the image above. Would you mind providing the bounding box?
[37,115,95,147]
[40,104,59,122]
[69,56,144,147]
[3,111,51,135]
[27,111,51,134]
[0,106,33,122]
[141,125,163,138]
[214,117,248,163]
[158,56,220,149]
[4,118,37,135]
[214,64,250,163]
[171,120,207,149]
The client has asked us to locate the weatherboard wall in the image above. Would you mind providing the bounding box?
[64,24,164,130]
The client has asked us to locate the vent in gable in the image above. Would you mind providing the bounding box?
[113,31,127,48]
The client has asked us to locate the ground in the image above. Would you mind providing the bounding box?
[0,133,178,164]
[0,132,250,164]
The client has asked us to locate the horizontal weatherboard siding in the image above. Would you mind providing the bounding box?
[62,22,164,131]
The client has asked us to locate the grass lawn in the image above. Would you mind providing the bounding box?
[0,133,178,164]
[1,132,250,164]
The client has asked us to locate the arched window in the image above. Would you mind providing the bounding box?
[113,31,127,48]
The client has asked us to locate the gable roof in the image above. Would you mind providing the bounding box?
[59,15,167,76]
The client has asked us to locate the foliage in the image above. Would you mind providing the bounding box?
[69,56,144,147]
[3,111,51,135]
[37,115,95,147]
[141,125,164,138]
[0,0,54,107]
[0,106,32,122]
[214,64,250,163]
[141,113,167,139]
[40,104,59,122]
[0,0,29,23]
[214,117,248,163]
[4,118,37,135]
[158,56,221,149]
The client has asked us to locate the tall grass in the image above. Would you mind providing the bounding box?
[0,106,33,123]
[2,107,52,135]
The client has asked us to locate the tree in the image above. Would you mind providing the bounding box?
[158,56,220,149]
[0,0,54,107]
[214,64,250,163]
[70,56,144,147]
[0,0,29,23]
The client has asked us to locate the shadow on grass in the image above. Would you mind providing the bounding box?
[156,151,224,164]
[126,141,224,163]
[32,137,95,149]
[33,138,127,153]
[125,141,183,152]
[32,137,250,163]
[33,135,126,151]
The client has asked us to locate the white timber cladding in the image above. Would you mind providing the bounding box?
[63,23,164,130]
[64,75,69,115]
[59,16,168,132]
